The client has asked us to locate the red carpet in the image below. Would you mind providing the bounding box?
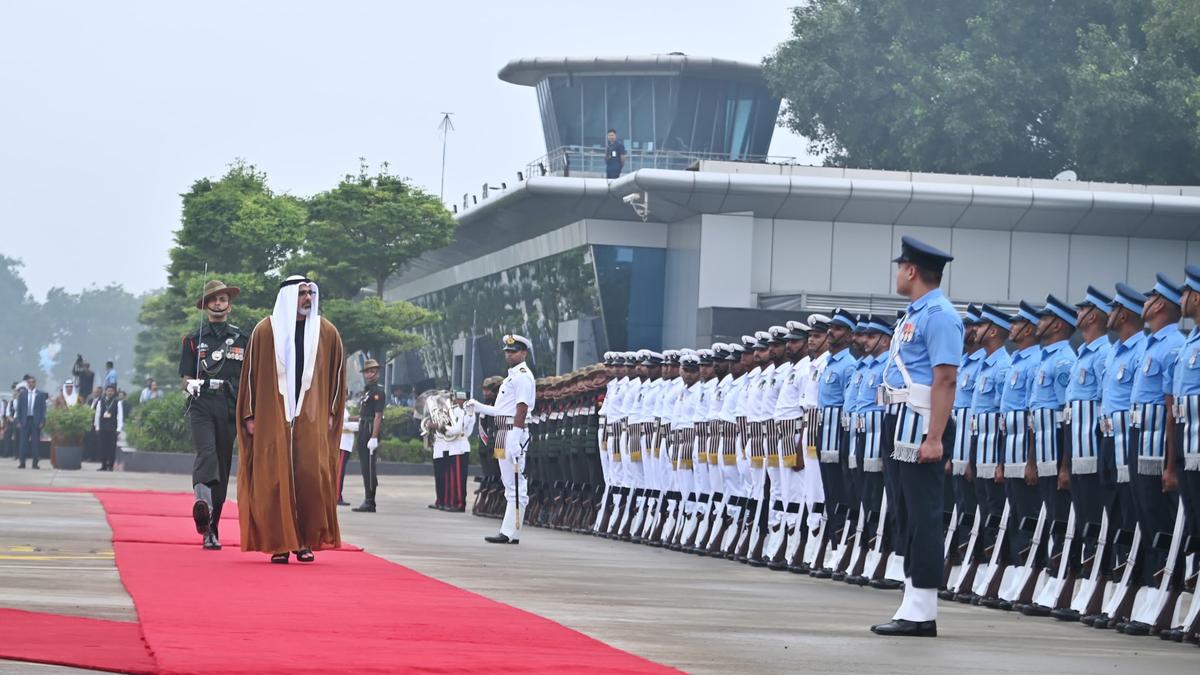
[0,488,675,674]
[0,608,156,674]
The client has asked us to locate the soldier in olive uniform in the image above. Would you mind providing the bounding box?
[180,280,250,550]
[352,359,386,513]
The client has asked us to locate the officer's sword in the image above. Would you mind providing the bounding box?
[193,263,210,387]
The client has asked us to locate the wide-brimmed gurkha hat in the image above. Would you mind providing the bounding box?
[360,359,380,372]
[196,279,241,309]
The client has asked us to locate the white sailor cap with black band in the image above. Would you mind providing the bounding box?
[679,353,701,371]
[768,325,789,344]
[740,334,759,350]
[502,334,532,352]
[753,330,771,350]
[641,351,665,366]
[807,314,831,332]
[784,320,809,341]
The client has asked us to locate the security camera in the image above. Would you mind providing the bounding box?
[622,192,641,204]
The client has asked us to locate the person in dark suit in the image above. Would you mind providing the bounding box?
[16,376,48,469]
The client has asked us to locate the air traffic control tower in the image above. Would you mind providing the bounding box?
[502,54,782,175]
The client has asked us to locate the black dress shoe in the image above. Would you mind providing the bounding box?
[870,619,937,637]
[1122,620,1151,636]
[870,578,903,590]
[1160,628,1184,641]
[938,589,955,601]
[810,568,832,579]
[202,530,222,550]
[1050,607,1081,622]
[427,504,441,510]
[1091,614,1113,629]
[954,592,978,604]
[1079,613,1099,626]
[192,500,211,535]
[832,571,847,582]
[337,499,349,506]
[16,464,24,469]
[484,533,519,544]
[352,502,376,513]
[1020,603,1052,617]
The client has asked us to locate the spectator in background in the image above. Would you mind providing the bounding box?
[73,357,95,400]
[93,384,123,471]
[103,361,117,389]
[1,381,24,458]
[17,375,47,469]
[397,384,416,408]
[605,128,626,179]
[139,378,162,403]
[337,401,358,506]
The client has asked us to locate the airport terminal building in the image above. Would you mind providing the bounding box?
[384,54,1200,392]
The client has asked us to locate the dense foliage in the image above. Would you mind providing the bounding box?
[764,0,1200,183]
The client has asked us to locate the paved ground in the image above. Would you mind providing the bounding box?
[0,463,1196,674]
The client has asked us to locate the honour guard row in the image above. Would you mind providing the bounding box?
[470,237,1200,643]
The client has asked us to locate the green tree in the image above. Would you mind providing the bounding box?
[135,162,306,384]
[0,256,47,382]
[42,284,146,388]
[305,163,457,299]
[763,0,1200,183]
[322,296,435,361]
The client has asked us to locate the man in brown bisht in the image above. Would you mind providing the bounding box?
[236,275,347,564]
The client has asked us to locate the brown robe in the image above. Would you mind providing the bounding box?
[236,315,346,554]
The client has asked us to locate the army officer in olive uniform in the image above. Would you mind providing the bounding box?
[180,280,250,551]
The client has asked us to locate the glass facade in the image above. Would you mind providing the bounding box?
[536,73,779,173]
[408,245,665,379]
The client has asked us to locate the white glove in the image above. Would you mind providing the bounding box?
[366,437,379,454]
[185,379,203,397]
[509,427,530,461]
[463,399,475,414]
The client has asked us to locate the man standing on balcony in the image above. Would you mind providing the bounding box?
[606,129,626,179]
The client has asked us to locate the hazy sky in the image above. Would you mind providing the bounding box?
[0,1,812,300]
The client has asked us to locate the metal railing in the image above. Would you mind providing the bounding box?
[524,145,796,179]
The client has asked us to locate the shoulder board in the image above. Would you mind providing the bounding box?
[518,366,529,374]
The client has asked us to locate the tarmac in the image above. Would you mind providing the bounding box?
[1,463,1196,674]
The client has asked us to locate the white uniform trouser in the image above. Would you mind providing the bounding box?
[498,451,528,539]
[597,428,612,488]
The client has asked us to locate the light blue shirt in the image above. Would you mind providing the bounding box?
[1101,332,1147,417]
[1173,327,1200,398]
[1028,339,1076,410]
[883,288,964,388]
[1065,336,1112,403]
[1132,324,1183,405]
[1000,345,1040,414]
[970,347,1012,415]
[856,355,886,414]
[818,348,857,408]
[104,369,117,388]
[845,355,876,413]
[954,348,986,409]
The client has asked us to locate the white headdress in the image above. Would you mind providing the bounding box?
[272,275,321,422]
[61,379,78,407]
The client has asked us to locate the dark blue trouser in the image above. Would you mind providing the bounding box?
[19,422,39,465]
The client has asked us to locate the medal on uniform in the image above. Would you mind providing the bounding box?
[212,350,223,362]
[901,323,915,342]
[225,337,234,346]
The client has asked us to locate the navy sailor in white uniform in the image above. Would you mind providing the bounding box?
[873,236,963,638]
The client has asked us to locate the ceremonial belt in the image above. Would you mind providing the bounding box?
[748,421,766,467]
[671,428,695,469]
[627,421,644,461]
[654,420,669,458]
[1132,402,1168,475]
[778,418,800,468]
[609,421,623,458]
[1179,395,1200,470]
[720,421,739,465]
[492,415,515,460]
[764,420,780,467]
[696,420,712,465]
[704,420,721,465]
